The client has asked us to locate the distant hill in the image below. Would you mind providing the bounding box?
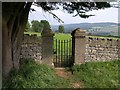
[51,22,118,33]
[51,22,119,36]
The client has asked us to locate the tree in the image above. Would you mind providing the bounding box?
[31,20,50,33]
[39,22,44,32]
[2,2,32,76]
[31,20,43,32]
[41,20,52,36]
[41,20,51,30]
[25,21,30,32]
[58,25,64,33]
[2,2,112,76]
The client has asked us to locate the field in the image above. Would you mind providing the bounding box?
[24,32,119,40]
[24,32,72,40]
[54,33,72,40]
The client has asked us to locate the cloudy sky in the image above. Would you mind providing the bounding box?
[28,4,118,25]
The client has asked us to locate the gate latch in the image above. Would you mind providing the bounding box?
[53,49,57,54]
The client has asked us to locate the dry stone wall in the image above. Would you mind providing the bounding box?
[20,34,42,63]
[20,34,119,64]
[85,37,119,62]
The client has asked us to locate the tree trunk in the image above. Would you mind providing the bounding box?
[2,2,32,77]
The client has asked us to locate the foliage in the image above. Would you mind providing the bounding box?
[31,20,51,33]
[25,21,31,32]
[41,20,51,30]
[31,20,43,33]
[35,2,111,23]
[2,58,71,88]
[72,60,120,88]
[58,25,64,33]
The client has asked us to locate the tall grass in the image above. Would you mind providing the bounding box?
[72,60,120,88]
[2,58,71,88]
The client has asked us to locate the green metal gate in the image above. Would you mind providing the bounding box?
[53,38,73,67]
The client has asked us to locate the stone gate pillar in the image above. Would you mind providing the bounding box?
[71,28,87,64]
[41,26,54,66]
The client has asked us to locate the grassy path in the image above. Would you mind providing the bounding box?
[55,68,83,88]
[55,60,119,88]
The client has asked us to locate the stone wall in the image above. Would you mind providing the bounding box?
[20,33,119,64]
[20,34,42,63]
[85,37,119,62]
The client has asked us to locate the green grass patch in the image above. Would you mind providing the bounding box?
[54,33,72,40]
[24,32,119,40]
[24,32,41,36]
[72,60,120,88]
[2,58,72,88]
[24,32,72,40]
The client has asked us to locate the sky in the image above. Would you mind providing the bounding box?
[28,4,118,25]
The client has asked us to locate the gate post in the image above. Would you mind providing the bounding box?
[41,24,54,66]
[71,28,87,64]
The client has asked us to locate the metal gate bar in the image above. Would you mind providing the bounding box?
[54,38,72,67]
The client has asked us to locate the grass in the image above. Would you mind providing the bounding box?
[54,33,72,40]
[2,58,71,88]
[24,31,119,40]
[24,32,72,40]
[24,32,41,36]
[3,59,119,88]
[71,60,120,88]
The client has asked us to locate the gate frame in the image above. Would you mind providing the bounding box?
[41,28,87,67]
